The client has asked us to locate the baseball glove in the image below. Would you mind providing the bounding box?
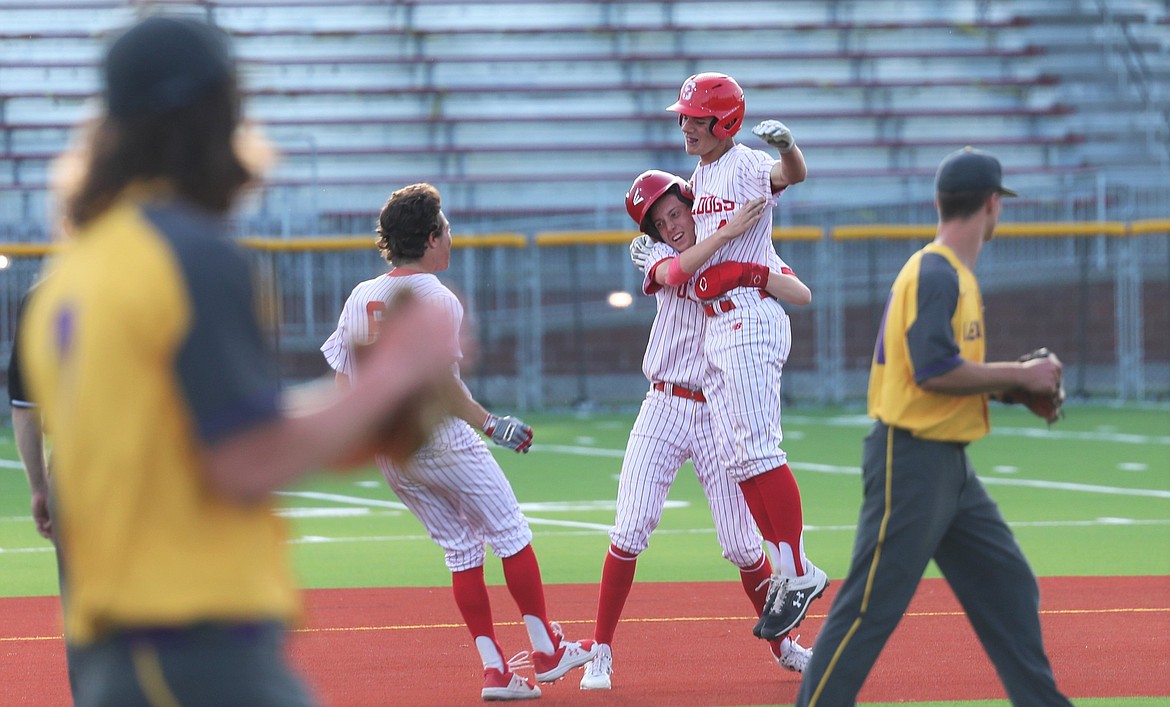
[998,348,1065,425]
[357,373,461,463]
[346,292,461,464]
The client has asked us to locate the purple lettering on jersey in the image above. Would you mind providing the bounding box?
[54,307,74,357]
[874,295,892,365]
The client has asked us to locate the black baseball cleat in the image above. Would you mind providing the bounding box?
[753,563,829,640]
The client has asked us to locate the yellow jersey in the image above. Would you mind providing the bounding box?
[22,196,299,644]
[867,241,989,442]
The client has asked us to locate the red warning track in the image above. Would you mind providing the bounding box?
[2,576,1167,705]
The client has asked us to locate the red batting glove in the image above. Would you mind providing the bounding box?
[694,262,769,299]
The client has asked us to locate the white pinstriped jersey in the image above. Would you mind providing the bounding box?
[640,240,707,389]
[321,271,475,457]
[321,270,533,572]
[322,271,464,373]
[690,143,780,271]
[687,143,795,481]
[639,242,793,389]
[764,250,792,281]
[610,240,763,568]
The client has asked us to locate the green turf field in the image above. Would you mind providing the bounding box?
[2,404,1167,598]
[1,404,1166,706]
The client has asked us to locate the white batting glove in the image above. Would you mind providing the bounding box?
[752,120,796,153]
[629,234,654,271]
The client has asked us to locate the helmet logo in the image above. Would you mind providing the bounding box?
[681,79,697,100]
[631,189,644,205]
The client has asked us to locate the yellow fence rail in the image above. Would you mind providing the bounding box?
[0,220,1165,257]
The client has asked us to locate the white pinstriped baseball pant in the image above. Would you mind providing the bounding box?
[702,295,792,483]
[377,435,534,573]
[610,388,764,568]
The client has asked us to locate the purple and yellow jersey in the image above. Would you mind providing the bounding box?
[22,194,298,645]
[867,242,989,442]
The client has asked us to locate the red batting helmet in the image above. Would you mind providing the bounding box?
[666,72,745,140]
[625,170,694,241]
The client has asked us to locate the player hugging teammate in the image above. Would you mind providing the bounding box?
[662,71,829,641]
[581,72,830,691]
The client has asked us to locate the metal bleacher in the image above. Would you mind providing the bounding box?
[0,0,1168,237]
[0,0,1167,405]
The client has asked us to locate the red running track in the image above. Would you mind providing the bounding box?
[2,576,1167,705]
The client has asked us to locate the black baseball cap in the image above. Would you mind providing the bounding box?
[934,146,1018,197]
[103,15,235,119]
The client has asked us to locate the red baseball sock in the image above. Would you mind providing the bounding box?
[738,554,773,617]
[751,464,806,574]
[501,544,548,617]
[451,565,495,639]
[501,545,554,643]
[737,475,780,546]
[768,638,786,659]
[593,544,639,645]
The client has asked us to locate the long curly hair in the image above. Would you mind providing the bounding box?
[57,78,258,229]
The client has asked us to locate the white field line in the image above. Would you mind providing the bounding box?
[781,415,1170,445]
[6,518,1170,554]
[2,422,1166,555]
[534,447,1170,500]
[275,490,613,531]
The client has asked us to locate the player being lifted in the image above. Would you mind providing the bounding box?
[581,169,814,690]
[665,72,828,641]
[322,183,595,702]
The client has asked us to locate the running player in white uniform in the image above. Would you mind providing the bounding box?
[581,171,815,690]
[322,183,595,702]
[667,73,829,641]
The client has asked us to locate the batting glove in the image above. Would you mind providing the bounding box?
[482,414,534,453]
[752,120,796,153]
[629,234,654,271]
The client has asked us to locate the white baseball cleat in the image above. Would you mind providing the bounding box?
[579,643,613,690]
[532,622,597,683]
[481,667,540,701]
[774,635,812,673]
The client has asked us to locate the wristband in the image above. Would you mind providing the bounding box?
[665,256,690,286]
[741,263,769,289]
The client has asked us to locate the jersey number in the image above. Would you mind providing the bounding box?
[363,300,385,344]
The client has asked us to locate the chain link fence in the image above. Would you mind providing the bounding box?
[2,187,1167,410]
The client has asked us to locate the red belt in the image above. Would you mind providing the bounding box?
[652,381,706,403]
[702,289,770,317]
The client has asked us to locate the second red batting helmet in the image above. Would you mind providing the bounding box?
[625,169,694,241]
[666,72,745,140]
